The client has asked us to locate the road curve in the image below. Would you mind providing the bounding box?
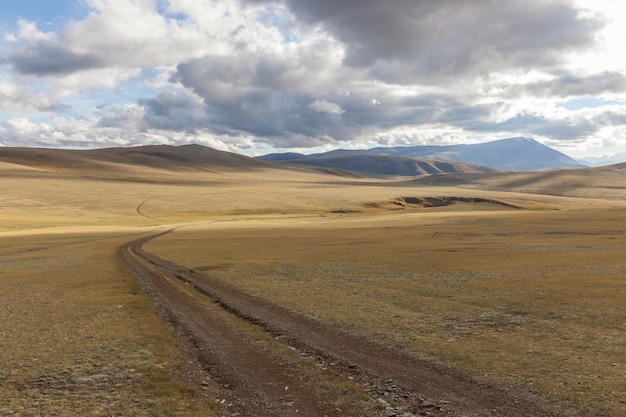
[120,230,558,417]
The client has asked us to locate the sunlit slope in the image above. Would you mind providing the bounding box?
[0,144,272,174]
[2,145,625,232]
[407,163,626,200]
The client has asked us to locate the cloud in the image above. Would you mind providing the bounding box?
[4,0,290,77]
[97,88,210,132]
[168,49,503,146]
[0,78,68,112]
[8,1,603,83]
[0,114,243,151]
[309,99,344,114]
[242,0,604,83]
[462,103,626,143]
[169,45,355,146]
[10,41,104,76]
[3,1,217,76]
[504,71,626,98]
[148,0,616,150]
[487,113,598,139]
[2,0,626,157]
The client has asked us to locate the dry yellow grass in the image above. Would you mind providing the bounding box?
[4,158,609,231]
[146,207,626,416]
[0,229,219,416]
[3,153,626,416]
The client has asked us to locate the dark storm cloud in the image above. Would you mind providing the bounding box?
[242,0,603,83]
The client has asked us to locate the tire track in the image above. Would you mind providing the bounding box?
[120,231,374,417]
[120,231,558,417]
[136,199,153,218]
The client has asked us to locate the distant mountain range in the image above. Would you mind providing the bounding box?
[258,137,586,176]
[259,151,501,177]
[0,137,586,180]
[578,152,626,167]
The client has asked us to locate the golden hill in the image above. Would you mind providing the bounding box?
[405,163,626,201]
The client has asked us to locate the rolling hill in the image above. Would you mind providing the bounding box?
[403,162,626,201]
[3,142,619,199]
[1,137,584,182]
[0,144,273,175]
[0,144,498,179]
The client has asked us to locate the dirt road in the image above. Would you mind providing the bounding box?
[120,231,557,417]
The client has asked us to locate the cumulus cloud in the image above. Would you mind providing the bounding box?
[309,99,344,114]
[241,0,603,83]
[0,78,66,112]
[2,0,626,156]
[9,6,136,74]
[468,112,596,139]
[98,89,209,132]
[10,42,104,76]
[5,0,279,76]
[0,113,245,151]
[169,45,354,146]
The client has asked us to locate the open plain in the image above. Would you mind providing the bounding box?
[2,147,626,416]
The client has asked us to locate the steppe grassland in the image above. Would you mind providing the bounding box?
[0,229,220,416]
[0,162,585,231]
[3,162,626,416]
[0,166,497,415]
[147,205,626,417]
[0,166,422,229]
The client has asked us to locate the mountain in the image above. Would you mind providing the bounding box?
[0,138,585,181]
[578,152,626,167]
[259,152,500,177]
[259,137,586,174]
[368,137,585,170]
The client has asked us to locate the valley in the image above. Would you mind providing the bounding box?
[1,145,626,416]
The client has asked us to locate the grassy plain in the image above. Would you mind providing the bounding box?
[2,153,626,416]
[147,206,626,416]
[0,228,221,416]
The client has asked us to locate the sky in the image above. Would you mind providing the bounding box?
[1,0,626,160]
